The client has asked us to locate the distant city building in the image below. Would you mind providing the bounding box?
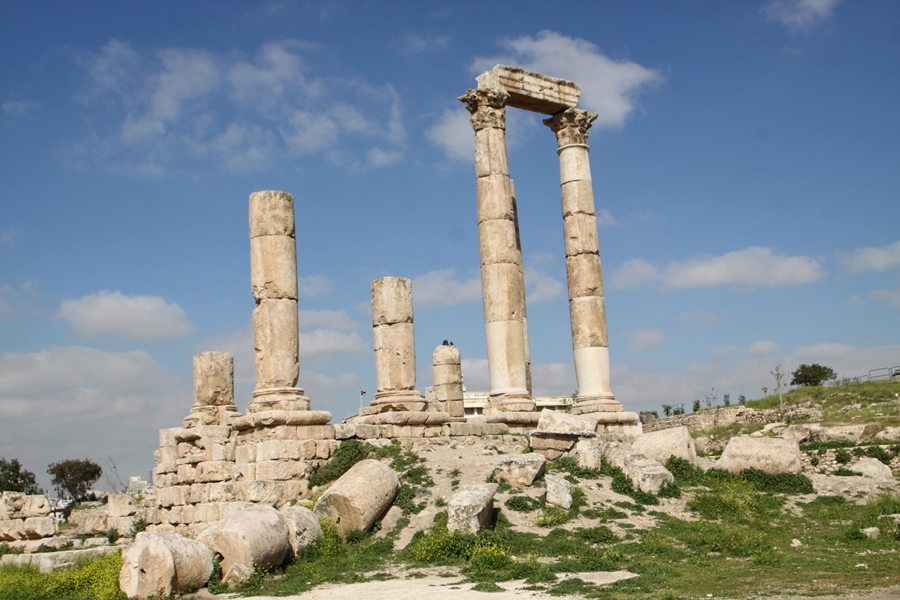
[463,393,570,417]
[128,476,148,494]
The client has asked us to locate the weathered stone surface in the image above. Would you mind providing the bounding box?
[493,453,546,486]
[249,190,294,238]
[632,426,697,466]
[197,505,290,574]
[863,527,881,540]
[314,459,399,534]
[192,352,235,408]
[0,519,25,541]
[574,440,603,470]
[75,510,108,536]
[718,436,801,475]
[545,475,573,510]
[623,454,674,494]
[432,344,464,418]
[23,517,56,539]
[108,494,138,518]
[850,457,895,481]
[602,441,633,470]
[279,505,322,557]
[372,322,417,392]
[252,298,299,389]
[250,235,298,300]
[371,277,413,326]
[120,531,214,598]
[20,495,51,518]
[448,484,498,534]
[475,65,580,115]
[224,563,254,589]
[535,409,597,434]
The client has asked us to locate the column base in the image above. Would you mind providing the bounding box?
[249,387,310,413]
[183,405,241,428]
[572,394,623,415]
[369,390,426,412]
[485,392,534,413]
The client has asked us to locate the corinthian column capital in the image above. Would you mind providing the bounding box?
[544,108,599,147]
[458,87,509,132]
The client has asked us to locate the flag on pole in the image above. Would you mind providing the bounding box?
[360,390,367,396]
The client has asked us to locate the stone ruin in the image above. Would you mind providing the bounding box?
[141,65,641,535]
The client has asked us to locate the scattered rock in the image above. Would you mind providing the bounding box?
[623,453,674,494]
[279,505,322,558]
[545,475,573,510]
[791,538,803,548]
[862,527,881,540]
[119,532,214,598]
[493,453,546,486]
[197,505,290,575]
[717,436,801,475]
[447,484,498,533]
[850,457,894,481]
[574,440,603,470]
[223,563,254,589]
[632,426,696,466]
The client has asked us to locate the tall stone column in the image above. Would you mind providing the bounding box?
[459,87,533,412]
[248,191,308,414]
[370,277,425,411]
[544,109,622,414]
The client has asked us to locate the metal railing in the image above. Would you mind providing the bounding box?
[869,365,900,381]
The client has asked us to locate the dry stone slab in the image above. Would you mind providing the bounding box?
[574,440,603,470]
[23,517,56,539]
[314,459,399,534]
[850,457,895,481]
[718,436,801,475]
[535,409,597,434]
[74,509,108,536]
[108,494,138,518]
[119,532,214,599]
[198,505,290,575]
[279,505,322,558]
[545,475,573,510]
[447,484,498,534]
[493,453,546,486]
[623,454,674,494]
[632,426,696,466]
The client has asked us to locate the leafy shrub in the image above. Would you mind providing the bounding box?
[865,446,893,465]
[536,506,570,527]
[393,484,426,515]
[810,456,820,466]
[0,552,126,600]
[657,481,682,499]
[309,440,373,487]
[0,543,24,557]
[105,527,119,544]
[129,517,147,537]
[505,495,543,513]
[548,457,600,480]
[739,468,815,495]
[576,526,618,544]
[835,449,852,465]
[665,456,705,487]
[833,467,862,477]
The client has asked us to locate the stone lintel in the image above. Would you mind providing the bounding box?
[475,65,580,115]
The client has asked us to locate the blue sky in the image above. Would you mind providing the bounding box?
[2,0,899,492]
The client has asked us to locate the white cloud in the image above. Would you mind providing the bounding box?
[746,340,780,356]
[609,259,659,290]
[211,122,277,173]
[398,33,451,54]
[58,290,194,341]
[2,98,38,117]
[298,330,369,361]
[1,228,23,247]
[297,275,333,297]
[412,269,482,307]
[297,309,359,331]
[663,247,824,289]
[761,0,842,32]
[524,267,564,304]
[366,147,403,167]
[460,358,490,393]
[426,107,472,163]
[531,363,577,397]
[868,288,900,309]
[674,310,724,323]
[596,209,618,227]
[627,329,665,352]
[0,346,186,492]
[227,41,313,109]
[472,31,662,128]
[839,241,900,274]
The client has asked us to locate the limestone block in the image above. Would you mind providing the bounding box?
[196,461,234,483]
[562,212,599,258]
[560,179,596,217]
[19,495,51,518]
[632,426,697,466]
[718,436,801,475]
[224,563,254,589]
[473,125,510,179]
[249,190,295,238]
[158,486,190,508]
[235,445,254,464]
[545,475,573,510]
[475,176,515,225]
[602,442,633,470]
[565,253,603,299]
[160,428,187,448]
[476,65,580,114]
[334,423,356,439]
[480,263,525,323]
[176,464,197,484]
[177,443,210,463]
[75,511,108,536]
[219,502,256,520]
[316,440,338,459]
[535,409,597,434]
[623,454,674,494]
[450,422,483,436]
[235,480,288,505]
[250,235,298,300]
[371,277,413,326]
[194,503,221,523]
[355,424,380,439]
[373,323,417,391]
[234,463,256,481]
[279,506,322,558]
[314,459,399,534]
[478,219,521,266]
[569,296,608,349]
[447,484,498,534]
[211,442,235,462]
[156,446,179,465]
[167,506,184,525]
[252,298,299,389]
[850,458,895,481]
[197,505,290,574]
[119,531,214,598]
[493,453,546,486]
[192,352,235,408]
[255,460,309,481]
[574,440,603,470]
[108,494,138,518]
[0,519,25,541]
[109,516,136,533]
[256,440,306,461]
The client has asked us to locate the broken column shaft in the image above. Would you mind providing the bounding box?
[370,277,424,410]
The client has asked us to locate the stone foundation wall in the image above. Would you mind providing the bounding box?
[643,405,822,433]
[0,492,57,541]
[800,445,900,476]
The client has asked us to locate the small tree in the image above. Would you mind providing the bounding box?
[692,398,701,413]
[723,393,731,407]
[771,365,788,417]
[791,363,837,387]
[47,459,102,501]
[738,394,746,405]
[662,404,673,417]
[705,388,717,409]
[0,458,42,494]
